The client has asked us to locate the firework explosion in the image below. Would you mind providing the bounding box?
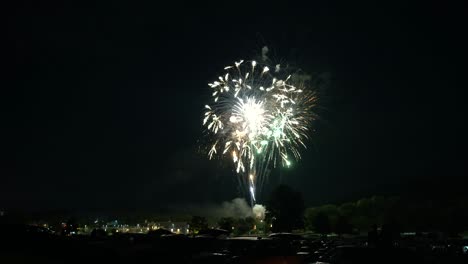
[203,59,317,205]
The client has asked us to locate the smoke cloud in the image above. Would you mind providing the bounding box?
[261,46,269,61]
[180,198,254,219]
[215,198,254,218]
[252,204,266,220]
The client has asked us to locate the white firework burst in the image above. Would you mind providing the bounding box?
[203,59,317,205]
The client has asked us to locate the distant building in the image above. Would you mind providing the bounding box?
[154,221,189,234]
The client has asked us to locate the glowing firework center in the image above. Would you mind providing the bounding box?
[203,60,316,206]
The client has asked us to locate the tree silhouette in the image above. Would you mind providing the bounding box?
[217,217,234,232]
[335,215,353,235]
[190,216,208,233]
[267,184,305,232]
[313,211,331,234]
[235,217,255,235]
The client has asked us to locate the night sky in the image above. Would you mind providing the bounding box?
[4,1,467,211]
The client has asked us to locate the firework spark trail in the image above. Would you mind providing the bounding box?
[203,59,317,206]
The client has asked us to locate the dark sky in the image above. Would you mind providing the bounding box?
[4,1,467,211]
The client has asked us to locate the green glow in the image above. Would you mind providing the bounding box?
[273,129,282,138]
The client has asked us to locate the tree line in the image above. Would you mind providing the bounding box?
[201,185,468,236]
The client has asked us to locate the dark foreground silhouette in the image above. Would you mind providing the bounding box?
[1,224,467,264]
